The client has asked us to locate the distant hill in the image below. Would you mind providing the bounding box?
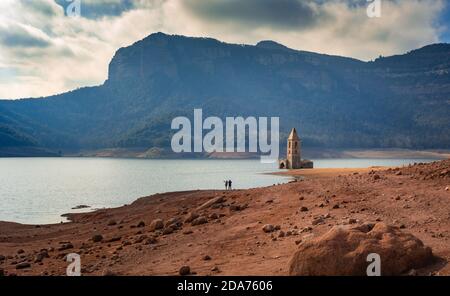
[0,33,449,156]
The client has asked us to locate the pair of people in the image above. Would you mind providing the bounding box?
[224,180,233,190]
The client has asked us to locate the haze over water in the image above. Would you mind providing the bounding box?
[0,157,440,224]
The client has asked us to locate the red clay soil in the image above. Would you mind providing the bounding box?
[0,160,449,276]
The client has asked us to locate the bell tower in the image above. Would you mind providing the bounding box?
[287,128,301,169]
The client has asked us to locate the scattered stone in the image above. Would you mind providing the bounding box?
[208,213,219,220]
[145,237,158,245]
[211,266,220,272]
[58,243,74,251]
[289,223,434,276]
[197,196,224,211]
[203,255,212,261]
[348,218,357,224]
[92,234,103,243]
[184,212,200,223]
[332,204,340,209]
[179,266,191,276]
[149,219,164,231]
[373,174,381,180]
[445,186,449,191]
[300,207,308,212]
[263,224,275,233]
[17,249,25,254]
[182,230,194,235]
[106,236,122,243]
[229,205,242,212]
[312,216,324,226]
[162,227,174,235]
[107,220,117,226]
[191,217,208,226]
[102,269,117,276]
[137,221,146,228]
[16,262,31,270]
[279,231,285,238]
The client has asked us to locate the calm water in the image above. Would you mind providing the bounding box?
[0,157,440,224]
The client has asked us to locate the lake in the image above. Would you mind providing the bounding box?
[0,157,441,224]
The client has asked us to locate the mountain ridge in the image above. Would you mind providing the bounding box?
[1,32,449,155]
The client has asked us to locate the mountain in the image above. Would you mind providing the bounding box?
[0,33,449,156]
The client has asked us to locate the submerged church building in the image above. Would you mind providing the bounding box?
[279,128,313,169]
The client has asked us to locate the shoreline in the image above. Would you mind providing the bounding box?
[0,160,449,276]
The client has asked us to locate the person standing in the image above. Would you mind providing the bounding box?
[228,180,232,190]
[224,180,229,190]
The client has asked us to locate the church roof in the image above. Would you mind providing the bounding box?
[288,128,299,140]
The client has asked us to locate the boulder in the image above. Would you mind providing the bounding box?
[92,234,103,243]
[184,212,199,223]
[196,196,224,211]
[149,219,164,231]
[289,223,434,276]
[262,224,275,233]
[191,217,208,226]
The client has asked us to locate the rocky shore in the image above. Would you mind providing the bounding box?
[0,160,449,276]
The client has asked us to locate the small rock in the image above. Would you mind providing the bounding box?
[184,212,199,223]
[373,174,381,180]
[279,231,285,238]
[191,216,208,226]
[145,237,158,245]
[348,218,357,224]
[17,249,25,254]
[312,217,324,226]
[332,204,340,209]
[300,207,308,212]
[92,234,103,243]
[102,269,117,276]
[179,266,191,276]
[203,255,212,261]
[107,220,117,226]
[16,262,31,270]
[229,205,241,211]
[162,227,174,235]
[208,213,219,220]
[149,219,164,231]
[263,224,275,233]
[58,243,74,251]
[137,221,146,228]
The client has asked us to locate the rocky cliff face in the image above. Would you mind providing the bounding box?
[0,33,449,152]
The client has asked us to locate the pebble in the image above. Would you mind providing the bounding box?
[179,266,191,276]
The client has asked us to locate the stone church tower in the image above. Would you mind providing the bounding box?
[279,128,313,169]
[287,128,301,169]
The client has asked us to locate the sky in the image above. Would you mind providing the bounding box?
[0,0,449,99]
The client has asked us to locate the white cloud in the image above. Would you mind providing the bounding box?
[0,0,445,99]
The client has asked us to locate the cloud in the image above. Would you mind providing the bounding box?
[182,0,325,30]
[0,0,447,99]
[54,0,135,19]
